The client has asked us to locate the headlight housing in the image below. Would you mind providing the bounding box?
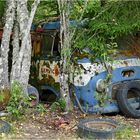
[96,79,106,92]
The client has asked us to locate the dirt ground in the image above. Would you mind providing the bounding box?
[1,106,140,140]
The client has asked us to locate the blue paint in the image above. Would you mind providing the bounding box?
[77,58,90,63]
[74,66,140,113]
[77,57,100,63]
[82,102,119,114]
[43,21,60,30]
[111,66,140,82]
[75,71,107,106]
[31,24,36,30]
[43,20,84,30]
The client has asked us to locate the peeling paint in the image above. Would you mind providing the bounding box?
[74,57,140,86]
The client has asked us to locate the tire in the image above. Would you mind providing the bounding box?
[0,120,11,133]
[77,118,120,139]
[116,81,140,118]
[27,85,39,107]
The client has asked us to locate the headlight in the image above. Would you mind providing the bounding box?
[96,79,106,92]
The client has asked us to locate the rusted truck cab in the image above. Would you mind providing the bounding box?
[30,23,61,103]
[30,22,140,118]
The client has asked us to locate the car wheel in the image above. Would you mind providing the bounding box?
[27,85,39,107]
[116,81,140,118]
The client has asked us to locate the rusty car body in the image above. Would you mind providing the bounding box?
[30,22,140,117]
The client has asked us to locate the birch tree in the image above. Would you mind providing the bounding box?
[0,0,15,89]
[11,0,40,93]
[0,0,40,95]
[57,0,73,111]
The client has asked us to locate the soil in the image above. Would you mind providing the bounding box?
[0,105,140,140]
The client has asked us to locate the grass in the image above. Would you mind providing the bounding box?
[115,125,140,139]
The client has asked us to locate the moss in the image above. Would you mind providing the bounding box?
[0,88,11,110]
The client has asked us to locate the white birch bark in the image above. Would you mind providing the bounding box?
[11,0,29,82]
[57,0,73,111]
[19,0,40,93]
[11,8,20,83]
[0,0,15,89]
[0,58,3,88]
[12,0,40,93]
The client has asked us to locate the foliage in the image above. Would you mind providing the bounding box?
[35,103,47,113]
[0,89,10,100]
[95,91,108,107]
[0,0,5,26]
[1,0,140,109]
[0,88,10,110]
[28,0,59,23]
[115,125,134,139]
[50,98,66,112]
[72,0,140,62]
[71,0,140,106]
[6,81,29,120]
[0,91,4,102]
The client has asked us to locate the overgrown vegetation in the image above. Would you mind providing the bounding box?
[6,81,29,120]
[115,125,134,139]
[72,1,140,64]
[0,89,11,105]
[0,1,140,139]
[35,103,47,113]
[51,98,66,112]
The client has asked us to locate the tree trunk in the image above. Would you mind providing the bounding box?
[0,0,40,95]
[11,8,20,83]
[0,58,3,88]
[0,0,15,89]
[57,0,73,111]
[11,0,40,93]
[11,0,30,83]
[19,0,40,93]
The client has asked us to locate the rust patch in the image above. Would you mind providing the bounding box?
[123,61,128,66]
[53,64,59,76]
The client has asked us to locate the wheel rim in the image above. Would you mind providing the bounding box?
[84,121,117,132]
[127,89,140,112]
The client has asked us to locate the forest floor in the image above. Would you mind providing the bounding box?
[0,104,140,140]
